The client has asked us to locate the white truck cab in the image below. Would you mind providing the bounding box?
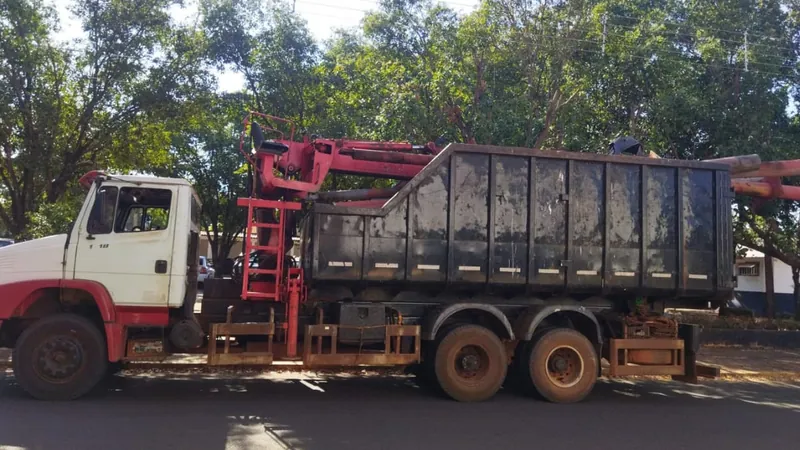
[64,172,202,309]
[1,171,202,308]
[0,171,204,400]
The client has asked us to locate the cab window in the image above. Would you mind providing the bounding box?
[114,187,172,233]
[87,186,119,235]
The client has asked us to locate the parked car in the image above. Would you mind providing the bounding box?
[198,256,215,287]
[231,251,300,279]
[0,238,14,248]
[232,251,258,279]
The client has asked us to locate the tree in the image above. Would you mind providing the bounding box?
[200,0,317,126]
[172,93,249,269]
[735,193,800,318]
[0,0,209,238]
[25,188,85,239]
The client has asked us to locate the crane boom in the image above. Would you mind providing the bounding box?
[240,112,439,199]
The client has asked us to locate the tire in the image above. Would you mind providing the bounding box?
[433,325,507,402]
[510,327,553,395]
[107,361,124,376]
[520,328,598,404]
[13,313,108,401]
[416,323,458,387]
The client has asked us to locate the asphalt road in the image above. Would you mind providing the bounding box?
[1,369,799,450]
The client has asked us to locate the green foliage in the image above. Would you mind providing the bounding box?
[171,92,249,265]
[26,192,83,239]
[4,0,800,305]
[0,0,210,239]
[200,0,317,125]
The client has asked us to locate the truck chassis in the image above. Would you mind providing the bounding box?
[7,111,798,402]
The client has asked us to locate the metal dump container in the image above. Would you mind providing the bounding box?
[301,144,734,302]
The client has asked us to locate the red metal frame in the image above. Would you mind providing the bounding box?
[732,178,800,201]
[239,111,440,198]
[234,112,439,357]
[732,159,800,180]
[237,198,302,302]
[234,113,800,359]
[286,267,304,358]
[701,154,800,201]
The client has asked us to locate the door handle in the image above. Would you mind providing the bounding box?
[155,260,168,274]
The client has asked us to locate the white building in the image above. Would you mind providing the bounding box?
[735,247,796,316]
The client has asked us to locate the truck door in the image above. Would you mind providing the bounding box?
[72,183,177,307]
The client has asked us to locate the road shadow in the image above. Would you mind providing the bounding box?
[1,369,799,450]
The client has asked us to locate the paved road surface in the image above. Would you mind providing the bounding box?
[1,369,799,450]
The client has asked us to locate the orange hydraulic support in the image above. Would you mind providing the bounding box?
[286,267,304,358]
[731,179,800,201]
[705,155,800,201]
[732,159,800,180]
[703,154,762,174]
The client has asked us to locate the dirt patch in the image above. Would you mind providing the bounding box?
[671,311,800,331]
[697,346,800,376]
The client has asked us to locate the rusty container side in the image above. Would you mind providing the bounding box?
[304,144,734,306]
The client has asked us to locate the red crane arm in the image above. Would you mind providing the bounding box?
[241,113,800,203]
[731,179,800,201]
[704,154,800,201]
[240,112,439,198]
[732,160,800,180]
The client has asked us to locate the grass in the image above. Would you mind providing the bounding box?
[669,311,800,331]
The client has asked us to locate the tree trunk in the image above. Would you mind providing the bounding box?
[793,266,800,321]
[533,88,562,150]
[765,255,775,319]
[209,241,220,273]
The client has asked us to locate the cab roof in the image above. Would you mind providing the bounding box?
[79,170,192,189]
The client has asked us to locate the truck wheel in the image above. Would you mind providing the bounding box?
[107,361,124,377]
[13,314,108,401]
[520,328,597,403]
[415,324,458,388]
[434,325,507,402]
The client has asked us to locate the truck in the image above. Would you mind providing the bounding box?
[0,112,793,402]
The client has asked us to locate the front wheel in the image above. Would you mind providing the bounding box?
[519,328,598,403]
[433,325,507,402]
[13,313,108,401]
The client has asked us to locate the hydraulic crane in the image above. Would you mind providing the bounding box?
[232,112,445,358]
[233,114,800,363]
[6,113,800,403]
[8,110,800,403]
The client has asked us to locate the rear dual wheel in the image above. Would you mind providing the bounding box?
[517,328,598,403]
[433,325,507,402]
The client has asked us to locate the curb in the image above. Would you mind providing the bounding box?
[700,329,800,350]
[717,371,800,380]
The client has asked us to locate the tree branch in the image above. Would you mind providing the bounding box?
[738,231,800,268]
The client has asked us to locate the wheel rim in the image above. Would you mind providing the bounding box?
[33,335,85,384]
[453,344,490,381]
[544,345,584,389]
